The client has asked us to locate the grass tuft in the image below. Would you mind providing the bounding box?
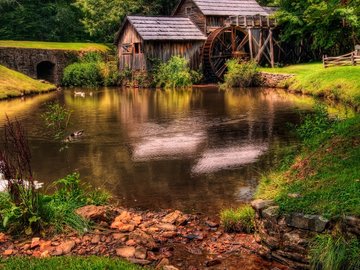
[309,234,360,270]
[220,205,255,233]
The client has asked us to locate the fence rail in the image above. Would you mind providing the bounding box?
[323,51,360,68]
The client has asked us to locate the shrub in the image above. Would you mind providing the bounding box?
[62,62,103,87]
[309,234,360,270]
[100,61,121,86]
[220,205,255,233]
[154,56,197,89]
[221,59,259,88]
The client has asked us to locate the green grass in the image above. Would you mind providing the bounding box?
[0,65,56,99]
[256,115,360,219]
[220,205,255,233]
[309,234,360,270]
[0,256,143,270]
[260,63,360,107]
[0,40,109,51]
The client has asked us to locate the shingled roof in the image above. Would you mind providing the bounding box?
[174,0,269,16]
[117,16,207,42]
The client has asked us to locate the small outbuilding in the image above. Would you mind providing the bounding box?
[115,16,207,71]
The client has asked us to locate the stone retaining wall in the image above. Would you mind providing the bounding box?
[259,72,295,88]
[0,47,79,85]
[251,199,360,270]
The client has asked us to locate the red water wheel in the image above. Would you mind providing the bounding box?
[203,26,250,81]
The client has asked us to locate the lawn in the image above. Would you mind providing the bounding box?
[260,63,360,108]
[0,65,56,99]
[256,115,360,219]
[0,257,143,270]
[0,40,109,52]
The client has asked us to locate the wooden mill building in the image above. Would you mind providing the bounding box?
[115,0,278,80]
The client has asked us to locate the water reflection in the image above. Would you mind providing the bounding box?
[0,87,352,216]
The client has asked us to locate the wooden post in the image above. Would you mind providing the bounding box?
[248,28,253,60]
[269,29,275,68]
[351,52,355,66]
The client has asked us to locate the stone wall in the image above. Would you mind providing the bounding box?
[259,72,295,88]
[0,47,79,85]
[251,199,360,270]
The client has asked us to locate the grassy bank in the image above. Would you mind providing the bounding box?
[0,40,109,51]
[0,65,56,99]
[0,257,142,270]
[256,114,360,219]
[260,63,360,108]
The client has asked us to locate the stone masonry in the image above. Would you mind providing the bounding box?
[0,47,79,85]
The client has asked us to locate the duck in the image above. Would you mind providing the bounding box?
[64,130,84,142]
[74,91,85,98]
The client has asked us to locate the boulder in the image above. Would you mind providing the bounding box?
[116,246,135,258]
[75,205,115,222]
[251,199,275,212]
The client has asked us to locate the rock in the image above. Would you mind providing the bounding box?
[132,215,143,225]
[129,229,157,249]
[39,241,53,252]
[91,234,101,244]
[113,233,126,240]
[111,222,135,232]
[114,211,132,223]
[135,247,147,259]
[116,246,136,258]
[205,259,221,267]
[31,237,41,249]
[288,193,302,198]
[126,239,137,246]
[161,231,177,238]
[205,221,219,228]
[156,258,170,269]
[75,205,113,222]
[59,240,76,255]
[251,199,275,212]
[128,258,152,265]
[286,213,329,232]
[262,206,280,221]
[162,210,181,224]
[3,249,13,256]
[0,233,7,243]
[40,250,51,258]
[156,223,176,231]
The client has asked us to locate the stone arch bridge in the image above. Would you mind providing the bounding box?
[0,47,79,85]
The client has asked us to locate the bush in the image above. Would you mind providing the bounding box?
[62,52,120,87]
[221,59,259,88]
[154,56,199,89]
[309,234,360,270]
[220,205,255,233]
[62,62,103,87]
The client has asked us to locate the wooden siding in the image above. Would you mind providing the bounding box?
[206,16,228,33]
[174,0,206,33]
[118,22,146,70]
[144,41,203,70]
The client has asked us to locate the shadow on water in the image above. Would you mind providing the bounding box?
[0,87,354,216]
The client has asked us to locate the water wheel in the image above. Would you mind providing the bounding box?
[203,26,250,81]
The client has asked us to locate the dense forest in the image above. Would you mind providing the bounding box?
[0,0,359,60]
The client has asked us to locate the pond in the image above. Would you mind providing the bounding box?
[0,87,352,216]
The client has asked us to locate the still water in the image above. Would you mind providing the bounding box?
[0,87,350,216]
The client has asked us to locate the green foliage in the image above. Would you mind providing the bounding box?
[275,0,360,60]
[155,56,199,89]
[42,102,72,142]
[221,60,259,89]
[63,52,120,87]
[0,0,89,41]
[0,173,111,235]
[62,62,103,87]
[0,256,143,270]
[296,104,335,147]
[220,205,255,233]
[309,234,360,270]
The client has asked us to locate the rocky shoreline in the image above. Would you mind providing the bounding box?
[0,205,288,270]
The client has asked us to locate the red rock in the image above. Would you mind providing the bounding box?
[22,244,30,250]
[0,233,7,243]
[135,247,147,259]
[128,258,152,265]
[116,246,135,258]
[129,229,157,249]
[161,231,177,238]
[3,249,13,256]
[156,223,176,231]
[75,205,112,222]
[40,250,51,258]
[31,237,41,249]
[91,234,101,244]
[163,266,179,270]
[126,239,137,246]
[205,259,221,267]
[113,233,126,240]
[59,240,76,255]
[156,258,170,269]
[39,241,52,252]
[114,211,132,223]
[162,211,181,224]
[111,222,135,232]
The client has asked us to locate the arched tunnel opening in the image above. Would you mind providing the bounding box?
[36,61,55,83]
